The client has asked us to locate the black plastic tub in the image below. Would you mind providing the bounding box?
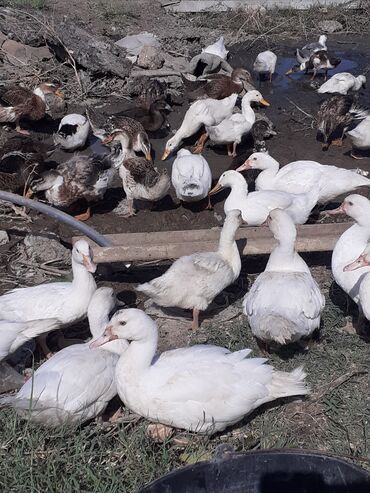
[139,449,370,493]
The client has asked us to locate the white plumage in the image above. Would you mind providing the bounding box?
[213,170,318,225]
[346,115,370,153]
[244,209,325,345]
[202,36,228,59]
[318,73,366,95]
[253,50,277,81]
[171,149,212,202]
[0,288,127,426]
[90,308,309,433]
[240,152,370,204]
[54,113,90,151]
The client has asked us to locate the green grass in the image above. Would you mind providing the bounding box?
[0,265,369,492]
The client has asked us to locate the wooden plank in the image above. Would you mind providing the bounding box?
[73,222,353,263]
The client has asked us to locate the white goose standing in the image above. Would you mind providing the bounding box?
[244,209,325,345]
[90,308,309,434]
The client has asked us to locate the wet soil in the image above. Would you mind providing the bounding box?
[0,35,369,243]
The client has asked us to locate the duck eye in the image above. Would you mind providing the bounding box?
[348,201,353,206]
[120,321,126,326]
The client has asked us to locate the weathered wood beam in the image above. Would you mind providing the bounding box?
[73,222,352,263]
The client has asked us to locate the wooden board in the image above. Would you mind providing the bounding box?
[73,221,352,263]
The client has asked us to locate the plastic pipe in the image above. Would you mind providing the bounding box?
[0,191,112,247]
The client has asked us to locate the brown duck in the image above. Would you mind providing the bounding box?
[317,94,369,149]
[0,83,64,135]
[122,100,171,132]
[184,68,252,101]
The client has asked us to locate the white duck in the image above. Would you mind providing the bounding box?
[54,114,90,151]
[343,243,370,324]
[244,209,325,346]
[346,116,370,159]
[328,194,370,304]
[206,90,270,157]
[171,149,212,204]
[209,170,318,225]
[136,210,242,330]
[202,36,228,59]
[0,288,128,426]
[90,308,309,434]
[253,51,277,82]
[237,152,370,204]
[0,239,97,356]
[318,73,366,96]
[161,94,238,159]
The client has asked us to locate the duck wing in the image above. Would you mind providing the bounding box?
[0,85,33,106]
[123,157,161,187]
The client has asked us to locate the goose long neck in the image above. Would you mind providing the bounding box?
[71,258,96,290]
[88,311,110,339]
[217,219,241,276]
[121,322,158,372]
[241,97,256,123]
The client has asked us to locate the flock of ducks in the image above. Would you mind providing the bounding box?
[0,34,369,435]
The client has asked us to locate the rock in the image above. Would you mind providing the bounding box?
[0,230,9,245]
[137,45,164,70]
[0,7,46,47]
[318,20,343,33]
[23,234,70,264]
[2,39,52,67]
[0,362,24,393]
[115,32,160,63]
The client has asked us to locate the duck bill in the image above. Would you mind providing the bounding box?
[89,326,117,349]
[55,90,64,98]
[209,183,223,196]
[161,148,171,161]
[322,143,330,151]
[321,203,346,216]
[260,98,270,107]
[236,160,252,172]
[343,254,370,272]
[83,254,97,273]
[102,135,114,145]
[285,68,293,75]
[144,151,152,161]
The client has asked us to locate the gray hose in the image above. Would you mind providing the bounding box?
[0,191,112,247]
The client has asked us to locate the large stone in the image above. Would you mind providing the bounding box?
[115,32,160,63]
[2,39,52,67]
[23,234,70,264]
[137,45,164,70]
[318,20,343,33]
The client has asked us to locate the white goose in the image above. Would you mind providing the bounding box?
[237,152,370,204]
[244,209,325,345]
[253,51,277,82]
[328,194,370,304]
[346,116,370,159]
[206,90,270,157]
[343,243,370,323]
[90,308,309,434]
[202,36,228,59]
[171,149,212,204]
[0,240,97,356]
[0,288,127,426]
[318,73,366,96]
[161,94,238,159]
[54,114,90,151]
[136,210,242,330]
[209,170,318,225]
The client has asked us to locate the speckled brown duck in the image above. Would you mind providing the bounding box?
[87,107,152,160]
[317,94,369,150]
[184,68,252,101]
[28,155,116,221]
[122,100,171,132]
[0,83,64,134]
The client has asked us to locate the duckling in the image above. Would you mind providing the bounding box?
[171,149,212,205]
[136,210,242,330]
[102,131,170,217]
[253,51,277,82]
[87,107,152,161]
[286,51,340,80]
[252,114,277,152]
[185,68,252,101]
[122,100,171,132]
[317,94,369,149]
[54,114,90,151]
[161,94,238,159]
[0,82,64,135]
[298,35,327,61]
[318,73,366,95]
[28,155,116,220]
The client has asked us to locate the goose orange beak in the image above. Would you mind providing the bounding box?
[55,90,64,98]
[83,255,97,273]
[236,160,252,172]
[260,98,270,107]
[343,254,370,272]
[285,68,293,75]
[145,151,152,161]
[90,326,117,349]
[161,148,170,161]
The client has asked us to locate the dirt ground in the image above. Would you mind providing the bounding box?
[0,1,370,492]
